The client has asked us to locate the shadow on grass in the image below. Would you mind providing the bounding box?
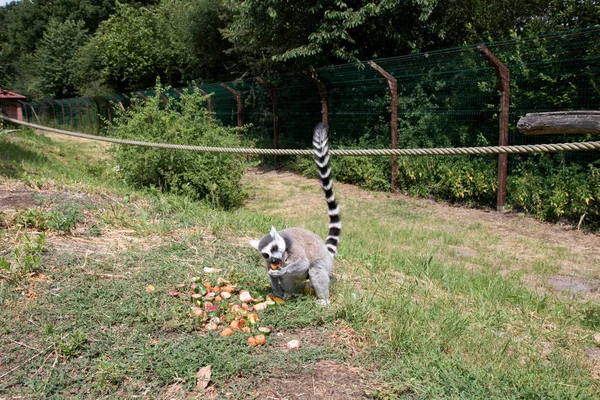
[0,140,51,178]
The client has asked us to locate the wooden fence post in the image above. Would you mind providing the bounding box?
[369,61,399,192]
[304,69,328,124]
[221,83,242,135]
[256,77,280,167]
[478,44,510,211]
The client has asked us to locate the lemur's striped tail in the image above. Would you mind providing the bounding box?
[313,122,341,255]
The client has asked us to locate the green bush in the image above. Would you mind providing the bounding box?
[396,156,498,207]
[48,205,84,233]
[0,233,47,278]
[110,84,252,210]
[508,155,600,225]
[292,133,392,192]
[290,143,599,228]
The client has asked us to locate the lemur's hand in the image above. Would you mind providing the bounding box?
[268,268,284,277]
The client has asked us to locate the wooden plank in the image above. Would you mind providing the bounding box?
[518,111,600,135]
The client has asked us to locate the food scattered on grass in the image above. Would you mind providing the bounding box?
[168,273,280,346]
[266,293,285,304]
[146,284,156,293]
[247,334,267,347]
[220,327,233,337]
[239,290,253,303]
[285,339,301,349]
[258,327,271,336]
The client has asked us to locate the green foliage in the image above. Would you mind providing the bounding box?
[581,304,600,330]
[1,0,599,97]
[508,155,600,224]
[111,84,251,210]
[80,3,165,91]
[0,233,46,278]
[12,206,83,233]
[75,0,214,93]
[33,19,89,98]
[293,130,393,192]
[397,156,498,207]
[55,329,88,359]
[13,208,50,231]
[48,205,84,233]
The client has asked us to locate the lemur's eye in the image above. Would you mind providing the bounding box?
[261,253,269,259]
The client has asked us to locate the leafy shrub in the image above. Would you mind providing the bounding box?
[48,205,84,233]
[396,156,497,207]
[292,133,392,192]
[14,208,50,230]
[110,84,252,210]
[13,206,83,233]
[508,155,600,225]
[0,233,47,278]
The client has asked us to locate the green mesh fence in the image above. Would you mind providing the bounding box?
[21,27,600,164]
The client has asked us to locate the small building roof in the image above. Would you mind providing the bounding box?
[0,89,26,100]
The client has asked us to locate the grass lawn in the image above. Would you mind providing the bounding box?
[1,128,600,399]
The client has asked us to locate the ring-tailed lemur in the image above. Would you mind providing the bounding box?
[250,122,340,303]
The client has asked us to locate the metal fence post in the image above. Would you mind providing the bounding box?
[76,99,83,131]
[101,97,112,132]
[221,83,242,135]
[256,77,280,167]
[84,98,91,130]
[478,44,510,211]
[56,100,65,126]
[369,61,399,192]
[196,88,213,125]
[66,100,74,130]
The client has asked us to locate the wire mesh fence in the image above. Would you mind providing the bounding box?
[14,27,600,210]
[20,28,600,153]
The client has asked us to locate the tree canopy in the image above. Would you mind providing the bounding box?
[0,0,598,99]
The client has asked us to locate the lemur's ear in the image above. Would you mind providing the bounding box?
[269,226,278,237]
[250,240,260,250]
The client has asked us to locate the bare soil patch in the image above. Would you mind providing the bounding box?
[257,360,373,399]
[0,186,38,211]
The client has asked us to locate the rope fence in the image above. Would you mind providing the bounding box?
[2,115,600,157]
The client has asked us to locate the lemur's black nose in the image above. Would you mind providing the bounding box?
[269,257,281,265]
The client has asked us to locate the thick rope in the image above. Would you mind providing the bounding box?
[2,116,600,157]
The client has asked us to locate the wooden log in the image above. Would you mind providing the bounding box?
[517,111,600,135]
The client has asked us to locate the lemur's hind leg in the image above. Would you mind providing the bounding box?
[308,262,331,304]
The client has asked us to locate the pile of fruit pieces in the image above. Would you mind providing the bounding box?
[168,277,282,347]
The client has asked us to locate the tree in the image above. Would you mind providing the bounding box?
[33,19,89,99]
[79,3,167,92]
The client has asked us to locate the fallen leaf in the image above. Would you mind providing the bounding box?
[196,365,212,391]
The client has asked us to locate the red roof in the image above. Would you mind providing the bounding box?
[0,89,26,100]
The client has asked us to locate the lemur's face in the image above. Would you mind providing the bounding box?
[250,226,286,269]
